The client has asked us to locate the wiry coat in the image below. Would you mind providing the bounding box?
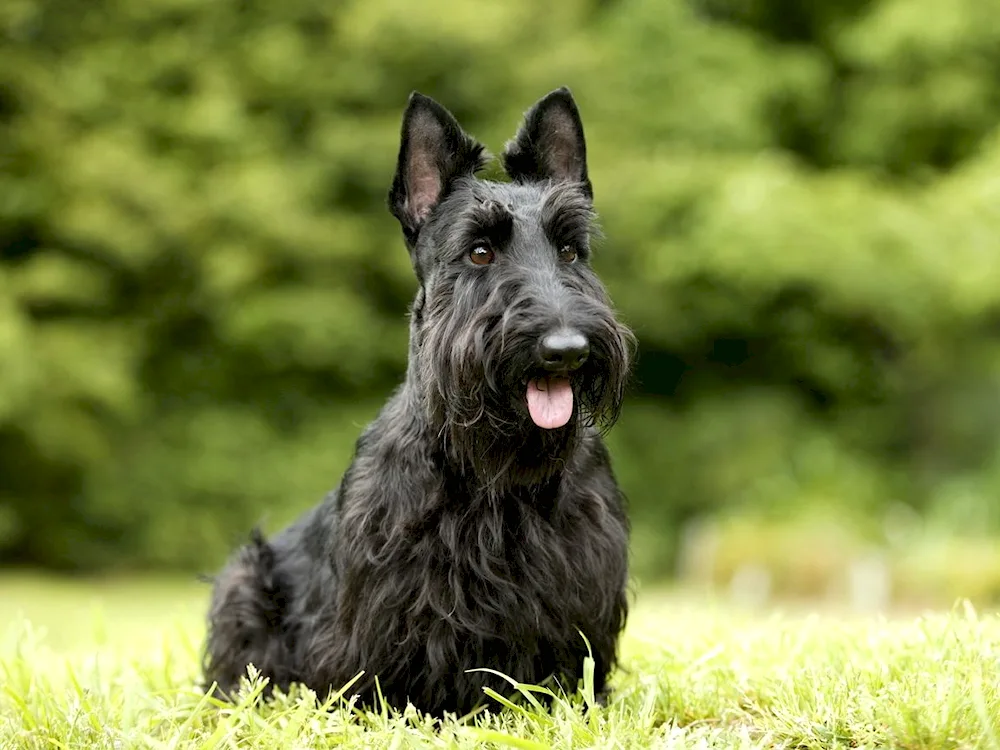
[204,88,635,717]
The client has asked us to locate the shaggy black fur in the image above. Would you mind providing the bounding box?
[204,87,636,717]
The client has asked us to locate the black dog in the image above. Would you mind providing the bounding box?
[204,88,635,717]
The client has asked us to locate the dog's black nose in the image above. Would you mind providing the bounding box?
[539,329,590,372]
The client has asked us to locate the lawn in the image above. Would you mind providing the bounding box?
[1,574,999,749]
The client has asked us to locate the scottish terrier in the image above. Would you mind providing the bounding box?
[204,87,635,717]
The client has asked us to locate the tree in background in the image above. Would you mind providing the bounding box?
[2,0,1000,575]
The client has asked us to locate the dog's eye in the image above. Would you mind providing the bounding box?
[558,246,578,263]
[469,245,495,266]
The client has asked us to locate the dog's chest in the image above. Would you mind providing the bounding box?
[405,493,608,638]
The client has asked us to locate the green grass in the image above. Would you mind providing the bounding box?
[2,576,1000,749]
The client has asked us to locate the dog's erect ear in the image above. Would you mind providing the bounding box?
[388,92,488,240]
[502,87,592,199]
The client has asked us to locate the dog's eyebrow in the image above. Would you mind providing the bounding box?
[541,184,597,248]
[463,199,514,241]
[472,199,513,228]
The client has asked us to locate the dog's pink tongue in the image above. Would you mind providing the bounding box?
[526,377,573,429]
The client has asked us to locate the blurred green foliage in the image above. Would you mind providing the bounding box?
[3,0,1000,575]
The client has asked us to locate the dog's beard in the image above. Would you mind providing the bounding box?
[421,329,630,438]
[414,274,634,482]
[411,320,630,491]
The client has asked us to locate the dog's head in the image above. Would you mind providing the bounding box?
[388,89,634,447]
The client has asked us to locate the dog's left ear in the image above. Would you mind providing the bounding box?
[502,87,592,200]
[388,92,489,242]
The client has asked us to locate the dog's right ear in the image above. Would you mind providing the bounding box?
[388,92,488,243]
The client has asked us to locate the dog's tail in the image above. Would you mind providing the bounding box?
[202,528,294,699]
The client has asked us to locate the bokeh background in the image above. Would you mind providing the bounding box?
[3,0,1000,611]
